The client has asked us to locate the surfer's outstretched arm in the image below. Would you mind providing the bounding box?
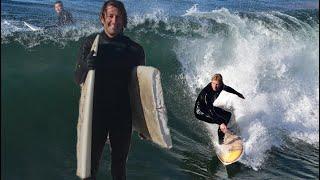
[223,85,245,99]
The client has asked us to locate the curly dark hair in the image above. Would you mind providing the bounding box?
[100,0,128,28]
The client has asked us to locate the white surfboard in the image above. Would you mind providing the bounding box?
[76,34,99,179]
[130,66,172,149]
[23,21,43,31]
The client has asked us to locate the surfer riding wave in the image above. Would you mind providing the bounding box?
[194,74,245,144]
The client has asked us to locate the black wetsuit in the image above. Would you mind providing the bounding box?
[44,9,74,30]
[194,83,242,142]
[75,31,145,179]
[57,9,74,26]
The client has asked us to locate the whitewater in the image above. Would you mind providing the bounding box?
[2,1,318,179]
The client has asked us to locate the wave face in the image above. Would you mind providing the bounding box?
[173,6,319,170]
[2,0,319,179]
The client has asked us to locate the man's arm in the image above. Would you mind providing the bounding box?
[127,38,146,66]
[137,46,145,66]
[223,85,245,99]
[74,36,95,85]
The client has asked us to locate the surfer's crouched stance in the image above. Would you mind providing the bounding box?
[74,1,145,179]
[194,74,245,144]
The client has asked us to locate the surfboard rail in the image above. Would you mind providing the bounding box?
[130,66,172,149]
[23,21,43,31]
[76,34,99,179]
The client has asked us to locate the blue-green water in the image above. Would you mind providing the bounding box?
[2,0,319,179]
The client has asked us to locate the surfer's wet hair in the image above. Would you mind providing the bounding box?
[100,0,128,28]
[211,74,223,84]
[54,1,63,6]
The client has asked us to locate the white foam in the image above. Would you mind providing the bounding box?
[184,4,199,16]
[175,8,319,169]
[129,8,169,28]
[1,19,102,48]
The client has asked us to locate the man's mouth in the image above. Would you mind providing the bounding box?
[110,26,118,31]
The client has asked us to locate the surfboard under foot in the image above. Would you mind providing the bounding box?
[215,130,243,165]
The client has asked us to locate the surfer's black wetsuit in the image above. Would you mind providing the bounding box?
[44,9,74,30]
[57,9,74,26]
[194,83,243,143]
[75,31,145,179]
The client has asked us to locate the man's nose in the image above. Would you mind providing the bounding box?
[111,16,118,24]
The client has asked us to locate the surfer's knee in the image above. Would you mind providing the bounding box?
[225,111,232,124]
[194,111,200,119]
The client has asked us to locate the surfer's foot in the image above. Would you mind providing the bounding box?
[138,133,147,140]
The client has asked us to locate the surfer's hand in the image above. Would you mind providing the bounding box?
[238,93,245,99]
[219,123,228,133]
[86,50,96,70]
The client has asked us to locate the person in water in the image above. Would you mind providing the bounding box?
[54,1,74,26]
[74,0,145,179]
[194,74,245,144]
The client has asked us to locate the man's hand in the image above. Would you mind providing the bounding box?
[219,123,228,133]
[238,93,245,99]
[86,50,96,70]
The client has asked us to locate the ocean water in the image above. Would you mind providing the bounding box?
[1,0,319,179]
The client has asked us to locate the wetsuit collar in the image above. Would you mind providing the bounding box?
[100,31,124,42]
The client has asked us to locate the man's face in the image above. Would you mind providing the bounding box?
[211,80,222,91]
[54,3,63,14]
[100,5,124,38]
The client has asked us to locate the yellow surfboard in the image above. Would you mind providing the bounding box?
[215,130,243,165]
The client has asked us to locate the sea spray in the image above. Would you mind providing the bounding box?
[176,7,319,169]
